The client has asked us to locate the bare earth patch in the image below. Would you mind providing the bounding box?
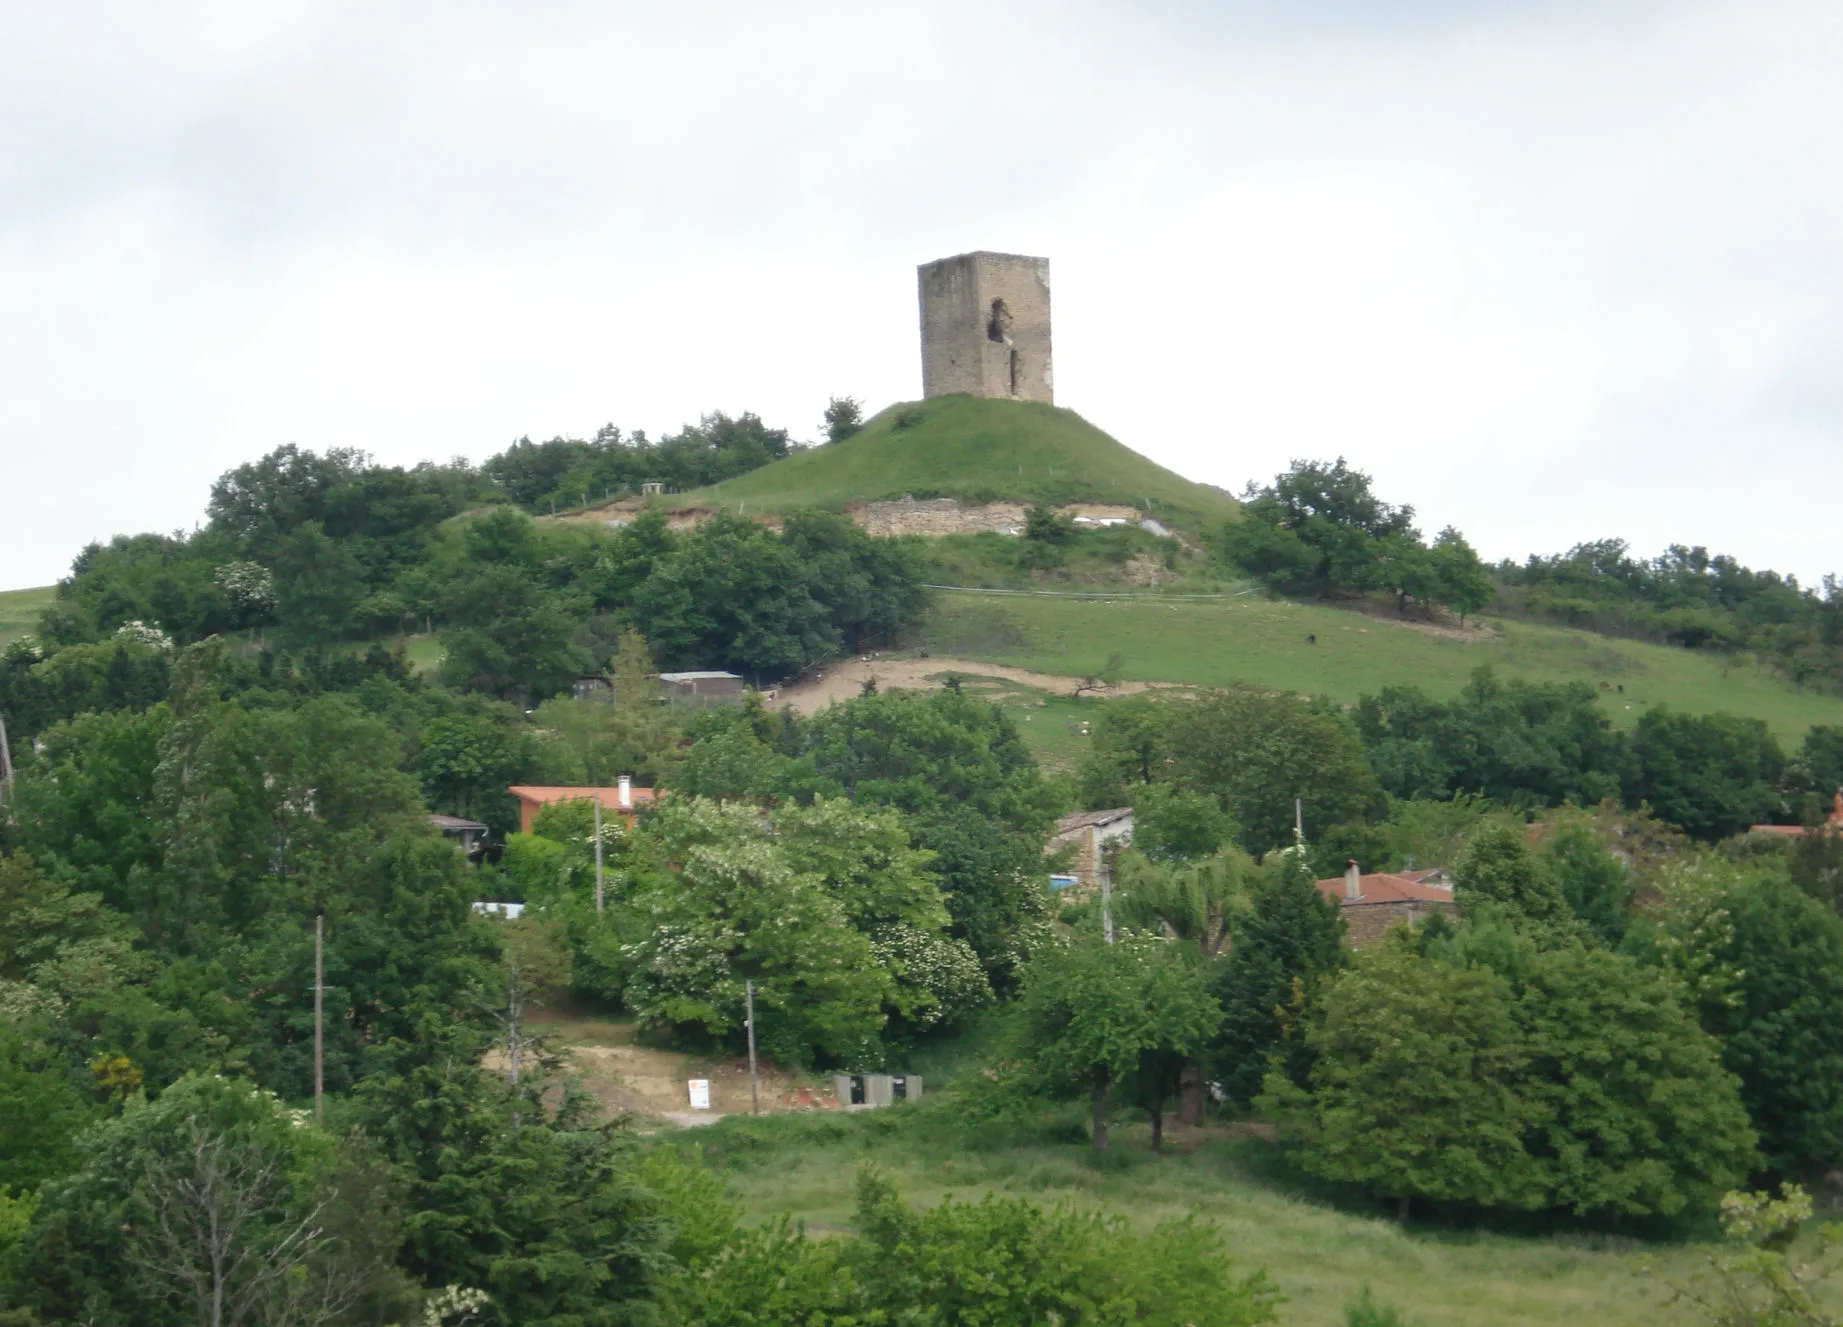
[767,655,1180,715]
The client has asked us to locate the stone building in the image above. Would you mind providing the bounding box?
[1048,807,1134,895]
[1312,861,1456,946]
[918,251,1054,404]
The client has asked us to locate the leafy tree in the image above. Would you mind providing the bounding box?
[1797,725,1843,799]
[1508,943,1755,1217]
[1011,938,1221,1152]
[7,1073,413,1327]
[797,688,1061,983]
[1428,526,1494,623]
[674,1168,1281,1327]
[0,1024,93,1195]
[1128,784,1236,862]
[1211,854,1346,1107]
[1260,938,1539,1219]
[777,510,927,654]
[1352,667,1628,808]
[1628,708,1786,841]
[356,1052,666,1327]
[1452,821,1570,924]
[1666,873,1843,1174]
[1660,1183,1843,1327]
[1538,815,1632,943]
[1226,458,1417,597]
[822,395,864,443]
[631,513,837,679]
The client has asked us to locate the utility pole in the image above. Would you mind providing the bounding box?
[593,791,605,915]
[0,711,13,812]
[1101,863,1115,946]
[313,909,325,1126]
[744,980,760,1116]
[1295,797,1304,843]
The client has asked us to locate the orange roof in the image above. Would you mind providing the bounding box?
[508,785,657,807]
[1313,869,1455,907]
[1750,790,1843,838]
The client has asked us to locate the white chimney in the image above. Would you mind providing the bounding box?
[1344,859,1362,902]
[617,774,632,810]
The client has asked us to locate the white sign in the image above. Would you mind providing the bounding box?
[687,1079,711,1111]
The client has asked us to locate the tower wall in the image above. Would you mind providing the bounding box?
[917,252,1053,404]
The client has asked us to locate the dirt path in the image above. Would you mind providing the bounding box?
[767,655,1177,714]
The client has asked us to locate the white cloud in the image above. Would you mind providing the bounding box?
[1,0,1838,589]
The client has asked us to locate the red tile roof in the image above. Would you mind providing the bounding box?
[1750,791,1843,838]
[508,785,658,808]
[1313,869,1454,907]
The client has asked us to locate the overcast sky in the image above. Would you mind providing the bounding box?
[4,0,1839,591]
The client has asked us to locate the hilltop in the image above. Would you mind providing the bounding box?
[687,395,1239,536]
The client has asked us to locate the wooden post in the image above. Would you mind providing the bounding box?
[745,980,760,1116]
[313,910,325,1126]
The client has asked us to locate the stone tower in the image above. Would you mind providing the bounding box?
[917,251,1053,404]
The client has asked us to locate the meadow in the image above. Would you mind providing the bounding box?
[921,589,1843,745]
[667,1102,1715,1327]
[0,585,54,651]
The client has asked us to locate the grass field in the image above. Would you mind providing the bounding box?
[689,396,1239,536]
[673,1106,1712,1327]
[921,590,1843,745]
[0,585,54,651]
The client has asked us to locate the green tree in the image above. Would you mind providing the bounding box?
[1428,526,1494,623]
[1508,943,1755,1216]
[822,395,864,444]
[8,1073,411,1327]
[1628,708,1785,842]
[1211,854,1346,1107]
[1260,938,1539,1219]
[357,1051,666,1327]
[1352,667,1628,808]
[631,513,837,679]
[1166,688,1382,855]
[1539,816,1632,943]
[1670,873,1843,1174]
[1011,938,1221,1152]
[1452,821,1570,924]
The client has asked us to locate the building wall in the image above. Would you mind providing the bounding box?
[1341,900,1455,946]
[918,252,1053,404]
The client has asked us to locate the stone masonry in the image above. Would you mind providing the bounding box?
[918,252,1054,404]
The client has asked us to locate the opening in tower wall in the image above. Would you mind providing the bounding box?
[1008,348,1019,396]
[986,299,1013,344]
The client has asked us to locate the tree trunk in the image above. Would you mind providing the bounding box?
[1090,1070,1110,1152]
[1397,1194,1411,1224]
[1178,1060,1204,1127]
[1149,1102,1165,1155]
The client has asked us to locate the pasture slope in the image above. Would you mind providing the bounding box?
[0,585,53,651]
[920,589,1843,746]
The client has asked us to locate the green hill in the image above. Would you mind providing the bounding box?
[0,585,53,651]
[922,590,1843,746]
[689,395,1238,534]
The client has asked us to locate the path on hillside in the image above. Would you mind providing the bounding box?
[768,655,1179,714]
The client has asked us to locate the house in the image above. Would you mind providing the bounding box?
[1048,808,1134,895]
[1751,790,1843,838]
[1313,861,1456,946]
[507,777,657,835]
[428,813,490,859]
[657,671,747,705]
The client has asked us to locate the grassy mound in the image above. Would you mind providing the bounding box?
[689,395,1237,535]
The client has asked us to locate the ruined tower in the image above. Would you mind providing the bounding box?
[917,251,1053,404]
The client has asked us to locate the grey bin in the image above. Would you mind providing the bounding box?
[832,1073,923,1108]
